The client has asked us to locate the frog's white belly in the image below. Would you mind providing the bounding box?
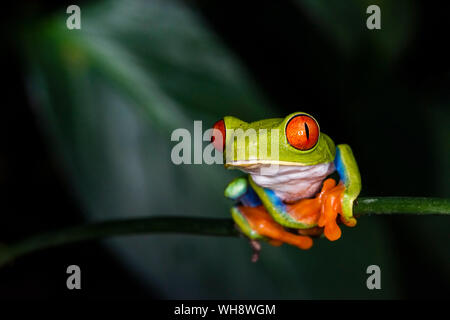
[242,162,336,203]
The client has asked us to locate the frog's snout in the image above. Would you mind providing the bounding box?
[211,119,226,152]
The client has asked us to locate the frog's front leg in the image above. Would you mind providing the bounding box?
[226,177,313,250]
[333,144,361,226]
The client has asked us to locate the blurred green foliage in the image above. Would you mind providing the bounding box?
[19,0,449,298]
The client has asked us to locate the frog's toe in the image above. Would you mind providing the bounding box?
[225,177,248,200]
[232,205,313,250]
[249,239,261,262]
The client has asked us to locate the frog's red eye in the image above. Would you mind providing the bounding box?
[211,119,226,152]
[286,114,319,150]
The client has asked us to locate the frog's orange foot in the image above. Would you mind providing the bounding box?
[237,205,313,250]
[286,178,346,241]
[317,179,346,241]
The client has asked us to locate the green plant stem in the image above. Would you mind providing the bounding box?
[355,197,450,215]
[1,197,449,268]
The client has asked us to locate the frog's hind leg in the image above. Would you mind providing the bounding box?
[231,205,313,250]
[226,176,313,250]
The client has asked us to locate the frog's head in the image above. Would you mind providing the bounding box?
[211,112,336,172]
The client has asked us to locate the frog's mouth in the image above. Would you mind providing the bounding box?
[225,160,335,176]
[225,160,314,169]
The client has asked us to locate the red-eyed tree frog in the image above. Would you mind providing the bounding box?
[211,112,361,253]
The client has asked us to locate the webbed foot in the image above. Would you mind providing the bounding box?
[286,178,353,241]
[317,179,345,240]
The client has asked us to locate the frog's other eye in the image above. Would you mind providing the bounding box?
[286,115,319,150]
[211,119,226,152]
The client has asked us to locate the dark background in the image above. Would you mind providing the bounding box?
[1,0,449,299]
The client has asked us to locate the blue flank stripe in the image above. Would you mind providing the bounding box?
[264,188,286,211]
[334,147,348,185]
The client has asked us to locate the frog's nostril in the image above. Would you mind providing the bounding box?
[211,119,226,152]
